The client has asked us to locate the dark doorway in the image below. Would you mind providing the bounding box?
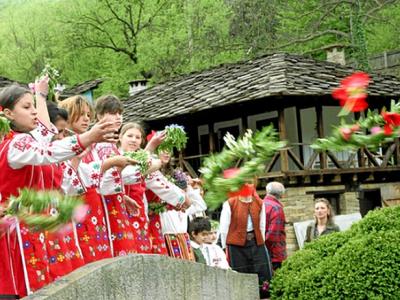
[313,192,340,215]
[216,125,240,152]
[359,189,382,217]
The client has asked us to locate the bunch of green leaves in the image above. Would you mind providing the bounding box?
[157,124,188,153]
[0,115,11,136]
[147,202,167,214]
[200,125,286,210]
[6,188,83,231]
[271,206,400,299]
[39,62,60,102]
[312,100,400,152]
[123,149,150,174]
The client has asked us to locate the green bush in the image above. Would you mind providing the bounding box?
[270,206,400,299]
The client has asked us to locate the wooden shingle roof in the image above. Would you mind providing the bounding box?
[0,76,24,88]
[124,53,400,122]
[61,78,103,99]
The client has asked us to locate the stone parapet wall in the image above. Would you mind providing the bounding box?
[24,254,259,300]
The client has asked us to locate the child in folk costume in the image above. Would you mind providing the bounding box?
[59,95,134,262]
[159,168,195,261]
[118,123,187,256]
[34,102,85,279]
[202,220,230,269]
[185,175,207,221]
[0,85,116,298]
[188,217,209,264]
[83,95,143,256]
[118,122,156,254]
[219,168,272,299]
[144,147,189,256]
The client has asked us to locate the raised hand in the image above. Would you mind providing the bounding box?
[145,130,166,152]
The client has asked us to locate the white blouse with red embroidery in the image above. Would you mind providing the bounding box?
[145,170,185,207]
[7,133,85,169]
[29,120,58,144]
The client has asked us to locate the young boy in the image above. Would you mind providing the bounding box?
[202,220,230,269]
[188,217,210,264]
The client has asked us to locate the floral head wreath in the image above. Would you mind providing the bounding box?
[200,126,286,210]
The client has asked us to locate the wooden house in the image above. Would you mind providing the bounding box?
[60,78,103,103]
[123,53,400,252]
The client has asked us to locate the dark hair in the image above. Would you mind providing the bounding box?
[0,85,31,111]
[47,101,68,124]
[188,217,211,236]
[95,94,124,117]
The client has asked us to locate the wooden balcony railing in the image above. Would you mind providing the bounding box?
[177,139,400,179]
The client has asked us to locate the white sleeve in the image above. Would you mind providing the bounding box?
[185,185,207,215]
[29,120,58,144]
[8,134,85,169]
[121,165,141,185]
[78,161,102,188]
[214,245,230,269]
[259,203,266,242]
[60,162,86,196]
[145,171,185,207]
[219,201,231,249]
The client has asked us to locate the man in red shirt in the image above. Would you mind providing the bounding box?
[263,181,287,271]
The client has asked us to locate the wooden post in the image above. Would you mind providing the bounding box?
[316,105,327,169]
[278,108,289,172]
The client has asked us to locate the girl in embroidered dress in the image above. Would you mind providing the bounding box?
[0,84,117,298]
[58,95,135,262]
[118,122,153,253]
[83,95,143,256]
[38,102,85,279]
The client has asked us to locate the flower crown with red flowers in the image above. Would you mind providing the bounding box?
[312,72,400,152]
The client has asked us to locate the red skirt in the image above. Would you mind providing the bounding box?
[102,193,136,256]
[0,229,27,298]
[45,223,85,280]
[75,188,112,262]
[125,183,151,254]
[18,223,52,294]
[148,213,168,255]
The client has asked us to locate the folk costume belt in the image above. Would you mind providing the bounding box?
[246,231,255,241]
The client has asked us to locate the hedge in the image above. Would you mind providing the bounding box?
[270,206,400,299]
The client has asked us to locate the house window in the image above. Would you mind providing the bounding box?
[213,118,242,152]
[247,112,278,131]
[197,125,210,155]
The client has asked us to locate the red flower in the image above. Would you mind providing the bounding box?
[146,130,156,142]
[382,111,400,136]
[0,105,3,112]
[339,127,352,141]
[332,72,370,113]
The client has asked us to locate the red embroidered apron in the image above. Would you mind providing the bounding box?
[125,178,151,254]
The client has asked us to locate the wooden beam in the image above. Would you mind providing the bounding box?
[208,131,215,153]
[181,159,198,178]
[315,105,327,169]
[346,152,357,168]
[288,148,305,170]
[305,151,319,169]
[381,144,396,167]
[278,108,289,172]
[326,150,344,168]
[266,152,280,173]
[363,148,380,167]
[296,107,304,164]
